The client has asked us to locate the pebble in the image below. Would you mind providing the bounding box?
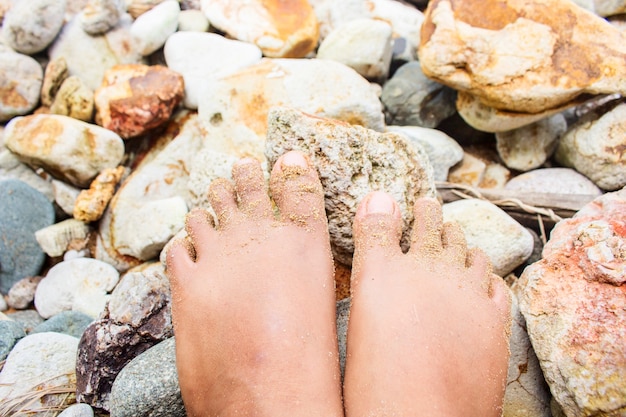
[49,75,95,122]
[0,50,44,122]
[505,168,603,197]
[0,295,6,311]
[5,309,44,333]
[52,179,81,216]
[73,166,125,223]
[35,219,92,258]
[177,9,209,32]
[6,275,44,310]
[31,310,95,338]
[57,403,95,417]
[41,57,70,108]
[0,142,54,201]
[448,151,510,189]
[79,0,125,35]
[1,0,66,54]
[0,320,26,361]
[0,180,55,294]
[131,0,180,56]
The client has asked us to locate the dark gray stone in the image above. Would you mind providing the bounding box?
[31,310,95,339]
[336,297,350,380]
[0,320,27,361]
[0,179,55,294]
[6,308,44,333]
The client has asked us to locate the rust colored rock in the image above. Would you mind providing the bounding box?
[419,0,626,113]
[94,64,184,139]
[74,166,125,223]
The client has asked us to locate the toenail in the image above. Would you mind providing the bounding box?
[281,151,308,168]
[365,191,396,214]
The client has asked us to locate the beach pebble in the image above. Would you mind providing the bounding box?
[448,151,511,189]
[53,180,82,216]
[35,219,93,258]
[79,0,125,35]
[4,114,125,188]
[73,166,125,223]
[31,310,95,338]
[0,332,79,415]
[0,320,26,361]
[131,0,180,56]
[442,199,534,277]
[34,257,120,319]
[505,168,603,196]
[1,0,66,54]
[0,144,54,200]
[50,75,95,122]
[0,295,6,311]
[178,9,209,32]
[0,180,55,294]
[0,51,43,122]
[6,309,44,333]
[41,57,70,108]
[58,403,95,417]
[6,275,44,310]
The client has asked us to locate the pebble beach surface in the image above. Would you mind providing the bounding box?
[0,0,625,416]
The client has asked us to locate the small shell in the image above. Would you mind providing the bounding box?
[35,219,93,257]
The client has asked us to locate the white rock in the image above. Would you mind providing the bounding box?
[317,18,393,81]
[505,167,603,196]
[34,257,120,318]
[58,403,95,417]
[164,32,262,109]
[52,179,81,215]
[35,219,92,258]
[80,0,126,35]
[0,332,78,415]
[442,199,534,276]
[386,125,463,182]
[1,0,66,54]
[178,9,210,32]
[0,51,43,122]
[131,0,180,56]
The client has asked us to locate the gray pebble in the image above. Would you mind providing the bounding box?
[57,403,95,417]
[0,320,26,361]
[32,310,95,339]
[1,0,67,54]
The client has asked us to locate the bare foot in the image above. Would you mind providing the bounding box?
[344,192,511,417]
[166,151,343,417]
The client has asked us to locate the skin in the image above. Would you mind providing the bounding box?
[166,150,512,417]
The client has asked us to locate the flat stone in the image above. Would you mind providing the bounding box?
[131,0,180,56]
[1,0,66,54]
[7,275,44,310]
[80,0,125,35]
[31,310,95,339]
[0,51,44,122]
[505,168,603,196]
[0,320,26,361]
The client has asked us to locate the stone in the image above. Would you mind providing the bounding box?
[6,309,44,333]
[58,403,95,417]
[0,320,26,361]
[80,0,125,35]
[131,0,180,56]
[50,76,95,122]
[448,150,511,189]
[41,57,70,108]
[0,332,78,416]
[94,64,185,139]
[73,166,125,223]
[34,257,120,319]
[381,61,456,128]
[595,0,626,16]
[496,114,567,171]
[517,188,626,416]
[317,18,393,81]
[187,149,242,210]
[127,0,167,19]
[109,338,185,417]
[35,219,93,258]
[265,107,435,265]
[505,168,603,197]
[555,101,626,191]
[0,180,55,294]
[178,9,209,32]
[0,51,44,122]
[6,275,44,310]
[1,0,66,54]
[0,142,54,201]
[0,295,6,312]
[163,31,262,109]
[31,310,95,339]
[4,114,125,188]
[441,199,534,276]
[419,0,626,113]
[200,0,318,58]
[53,180,81,216]
[386,125,464,182]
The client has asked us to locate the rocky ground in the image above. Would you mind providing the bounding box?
[0,0,624,416]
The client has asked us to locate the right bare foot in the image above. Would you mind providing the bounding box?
[344,192,511,417]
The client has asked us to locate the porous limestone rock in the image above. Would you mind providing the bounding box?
[50,75,95,122]
[73,166,125,223]
[35,219,93,258]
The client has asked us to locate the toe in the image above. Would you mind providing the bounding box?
[185,208,218,262]
[232,158,272,219]
[408,198,444,257]
[208,177,238,228]
[441,221,467,266]
[165,238,197,287]
[489,274,512,317]
[269,150,327,229]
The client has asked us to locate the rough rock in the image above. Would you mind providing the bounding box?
[50,75,95,122]
[73,166,125,223]
[187,149,243,210]
[41,57,70,108]
[0,51,43,122]
[0,180,55,294]
[0,332,79,416]
[94,64,185,139]
[35,219,93,258]
[163,31,262,109]
[381,61,456,128]
[34,257,120,319]
[80,0,125,35]
[555,101,626,191]
[6,275,44,310]
[200,0,318,58]
[317,18,393,81]
[131,0,180,56]
[265,107,435,265]
[419,0,626,113]
[0,320,26,361]
[4,114,125,187]
[441,199,534,276]
[58,403,95,417]
[178,9,209,32]
[31,310,95,339]
[496,114,567,171]
[1,0,66,54]
[505,167,603,197]
[517,188,626,416]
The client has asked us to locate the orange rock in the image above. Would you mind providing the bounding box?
[74,166,126,223]
[94,64,184,139]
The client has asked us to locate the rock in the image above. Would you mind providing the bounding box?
[50,76,95,122]
[34,257,120,319]
[200,0,318,58]
[41,57,70,108]
[386,125,463,182]
[595,0,626,16]
[178,9,209,32]
[0,320,26,361]
[0,143,54,201]
[58,403,95,417]
[35,219,93,258]
[0,332,78,416]
[31,310,95,338]
[496,114,567,171]
[381,61,456,128]
[76,263,173,411]
[187,149,242,210]
[1,0,66,54]
[441,199,534,277]
[128,0,167,19]
[0,51,44,122]
[0,295,6,312]
[419,0,626,113]
[94,64,184,139]
[53,180,82,216]
[73,166,125,223]
[317,18,393,81]
[163,31,262,109]
[555,101,626,191]
[109,337,185,417]
[448,151,511,189]
[505,168,603,196]
[49,15,145,91]
[0,180,55,294]
[265,107,435,265]
[6,275,44,310]
[131,0,180,56]
[6,309,45,333]
[517,188,626,416]
[4,114,125,188]
[79,0,125,35]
